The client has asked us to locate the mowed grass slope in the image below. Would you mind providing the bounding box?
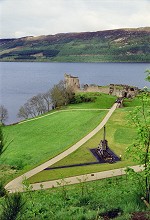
[29,107,137,183]
[1,93,116,171]
[1,109,107,170]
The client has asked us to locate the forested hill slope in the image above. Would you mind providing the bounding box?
[0,27,150,62]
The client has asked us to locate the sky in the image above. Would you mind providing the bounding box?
[0,0,150,38]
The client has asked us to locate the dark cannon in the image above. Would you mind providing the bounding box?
[95,126,114,163]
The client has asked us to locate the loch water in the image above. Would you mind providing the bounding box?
[0,62,150,124]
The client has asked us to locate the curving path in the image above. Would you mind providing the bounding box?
[5,103,119,193]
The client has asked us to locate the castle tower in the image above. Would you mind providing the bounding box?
[64,73,80,91]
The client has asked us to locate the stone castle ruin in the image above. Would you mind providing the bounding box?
[64,73,80,92]
[64,73,139,98]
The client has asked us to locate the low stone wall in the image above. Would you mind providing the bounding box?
[84,86,109,94]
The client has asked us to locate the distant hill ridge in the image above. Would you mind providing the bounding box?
[0,27,150,62]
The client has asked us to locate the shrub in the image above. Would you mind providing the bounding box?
[70,93,97,104]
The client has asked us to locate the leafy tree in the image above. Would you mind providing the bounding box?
[0,105,8,125]
[17,77,75,120]
[28,94,47,116]
[126,73,150,203]
[50,80,73,108]
[17,105,30,120]
[50,80,65,108]
[18,94,47,119]
[17,102,33,120]
[17,80,74,120]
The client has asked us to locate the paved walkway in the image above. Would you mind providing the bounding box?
[5,103,118,193]
[31,165,143,191]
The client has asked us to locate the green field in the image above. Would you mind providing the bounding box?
[28,107,137,183]
[1,110,107,170]
[1,92,116,167]
[0,92,117,184]
[1,93,146,185]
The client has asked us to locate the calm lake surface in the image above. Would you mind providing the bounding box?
[0,62,150,124]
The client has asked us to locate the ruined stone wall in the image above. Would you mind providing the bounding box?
[82,84,138,98]
[83,85,109,94]
[64,74,139,98]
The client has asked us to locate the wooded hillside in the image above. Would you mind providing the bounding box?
[0,27,149,62]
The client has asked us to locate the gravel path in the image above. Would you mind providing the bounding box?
[5,103,119,193]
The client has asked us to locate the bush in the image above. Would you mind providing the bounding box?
[70,93,97,104]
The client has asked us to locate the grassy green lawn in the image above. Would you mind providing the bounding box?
[1,93,116,172]
[28,107,137,183]
[123,97,143,107]
[1,110,107,171]
[68,93,116,109]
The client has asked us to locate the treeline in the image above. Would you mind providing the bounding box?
[17,81,98,120]
[17,81,74,120]
[0,49,60,59]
